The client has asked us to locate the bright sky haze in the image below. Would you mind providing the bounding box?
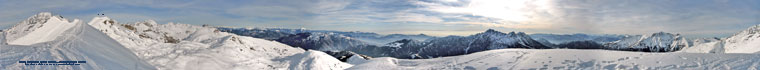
[0,0,758,38]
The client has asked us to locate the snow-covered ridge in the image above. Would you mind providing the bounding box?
[604,32,689,52]
[4,12,80,45]
[276,32,369,51]
[720,24,760,53]
[529,33,623,44]
[680,24,760,53]
[1,12,154,70]
[85,16,350,70]
[217,27,435,45]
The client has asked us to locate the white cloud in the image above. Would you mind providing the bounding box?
[414,0,760,37]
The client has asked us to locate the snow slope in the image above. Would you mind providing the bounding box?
[680,24,760,53]
[348,49,760,70]
[721,24,760,53]
[0,14,154,69]
[273,50,353,70]
[4,12,80,45]
[87,17,350,70]
[680,41,723,53]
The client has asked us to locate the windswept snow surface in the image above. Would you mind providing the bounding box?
[348,49,760,70]
[273,50,353,70]
[0,15,154,69]
[87,17,350,70]
[680,41,723,53]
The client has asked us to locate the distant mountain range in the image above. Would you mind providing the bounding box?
[219,27,696,59]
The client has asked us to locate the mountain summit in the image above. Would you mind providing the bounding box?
[484,29,500,33]
[604,32,689,52]
[4,12,80,45]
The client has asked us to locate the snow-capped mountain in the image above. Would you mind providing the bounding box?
[604,32,689,52]
[411,29,550,58]
[381,39,426,59]
[354,34,433,45]
[1,12,155,70]
[273,29,552,59]
[3,13,80,45]
[530,33,624,44]
[218,27,435,45]
[86,16,351,70]
[216,28,295,40]
[721,24,760,53]
[679,24,760,53]
[276,32,370,51]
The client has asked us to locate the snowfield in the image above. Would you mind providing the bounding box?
[348,49,760,70]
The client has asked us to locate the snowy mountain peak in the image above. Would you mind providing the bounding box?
[384,39,420,48]
[23,12,54,24]
[604,32,688,52]
[517,32,526,36]
[480,29,509,35]
[4,12,80,45]
[720,24,760,53]
[651,32,676,37]
[738,24,760,35]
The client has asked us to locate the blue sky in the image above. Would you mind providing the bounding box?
[0,0,758,38]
